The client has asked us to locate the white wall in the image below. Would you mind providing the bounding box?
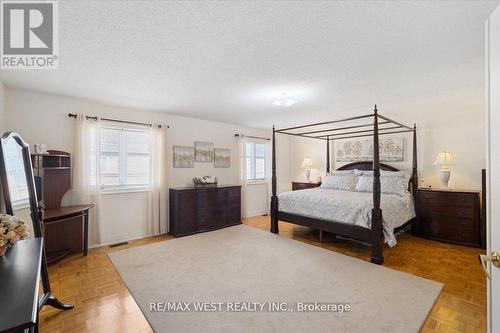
[289,137,329,183]
[4,88,290,246]
[0,82,5,134]
[290,106,485,191]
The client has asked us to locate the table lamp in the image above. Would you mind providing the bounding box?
[433,152,454,189]
[300,158,313,182]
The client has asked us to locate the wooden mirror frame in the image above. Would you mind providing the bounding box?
[0,132,73,313]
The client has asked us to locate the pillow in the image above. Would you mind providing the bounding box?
[326,170,354,176]
[353,169,368,177]
[355,175,407,196]
[320,174,357,191]
[354,169,408,178]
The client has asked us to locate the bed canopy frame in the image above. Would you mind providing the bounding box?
[270,105,417,264]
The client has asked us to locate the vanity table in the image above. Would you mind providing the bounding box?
[0,239,43,333]
[0,132,73,332]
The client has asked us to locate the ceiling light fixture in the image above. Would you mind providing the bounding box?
[272,93,298,107]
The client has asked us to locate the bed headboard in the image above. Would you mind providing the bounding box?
[337,161,416,194]
[337,161,399,172]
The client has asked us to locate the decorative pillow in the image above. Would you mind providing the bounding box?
[320,174,357,191]
[355,175,407,196]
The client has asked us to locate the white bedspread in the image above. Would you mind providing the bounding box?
[278,188,416,247]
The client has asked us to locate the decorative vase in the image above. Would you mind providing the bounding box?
[0,246,7,257]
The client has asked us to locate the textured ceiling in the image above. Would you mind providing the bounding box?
[1,1,499,128]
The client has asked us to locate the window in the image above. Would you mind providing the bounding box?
[245,141,268,181]
[97,126,151,189]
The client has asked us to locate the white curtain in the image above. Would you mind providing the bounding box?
[265,139,272,214]
[147,125,167,235]
[73,114,103,245]
[236,135,272,216]
[237,135,247,185]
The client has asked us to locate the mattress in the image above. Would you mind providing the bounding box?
[278,188,416,247]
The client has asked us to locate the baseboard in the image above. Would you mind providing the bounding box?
[99,231,151,247]
[243,211,269,219]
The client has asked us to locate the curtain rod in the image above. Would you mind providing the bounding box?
[234,134,270,141]
[67,113,168,129]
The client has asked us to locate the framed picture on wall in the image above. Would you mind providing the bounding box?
[195,141,214,162]
[214,148,230,168]
[173,146,195,168]
[335,137,404,162]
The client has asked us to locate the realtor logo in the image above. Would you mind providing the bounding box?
[1,0,58,69]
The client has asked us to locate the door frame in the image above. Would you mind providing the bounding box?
[485,15,491,332]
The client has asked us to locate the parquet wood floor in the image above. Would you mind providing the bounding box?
[39,216,486,333]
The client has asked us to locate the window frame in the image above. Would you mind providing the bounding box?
[98,124,152,191]
[244,140,269,183]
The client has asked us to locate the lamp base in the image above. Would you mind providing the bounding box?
[305,169,311,182]
[439,169,451,189]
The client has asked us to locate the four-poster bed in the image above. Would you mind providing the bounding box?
[270,106,418,264]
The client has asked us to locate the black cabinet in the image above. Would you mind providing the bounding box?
[169,185,242,237]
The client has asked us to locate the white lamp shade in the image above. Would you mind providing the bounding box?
[300,158,313,168]
[433,152,454,167]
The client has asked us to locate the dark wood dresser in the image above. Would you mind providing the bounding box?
[169,185,242,237]
[291,181,321,191]
[416,188,482,248]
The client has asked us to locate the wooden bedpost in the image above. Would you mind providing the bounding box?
[371,106,384,265]
[326,136,330,173]
[270,125,279,234]
[412,124,418,196]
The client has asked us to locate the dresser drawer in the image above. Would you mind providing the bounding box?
[417,205,475,219]
[416,191,475,208]
[227,187,241,205]
[226,209,241,225]
[197,190,227,208]
[418,214,477,244]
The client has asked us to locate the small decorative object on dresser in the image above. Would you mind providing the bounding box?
[416,188,483,248]
[192,176,218,188]
[292,181,321,191]
[0,214,30,256]
[433,151,454,189]
[300,158,313,182]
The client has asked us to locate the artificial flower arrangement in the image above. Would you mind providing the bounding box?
[192,176,218,188]
[0,214,30,256]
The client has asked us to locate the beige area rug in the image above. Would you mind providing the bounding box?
[109,225,442,333]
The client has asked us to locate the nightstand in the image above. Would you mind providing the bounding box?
[291,181,321,191]
[415,188,482,248]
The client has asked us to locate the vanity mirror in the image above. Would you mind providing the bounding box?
[0,132,73,317]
